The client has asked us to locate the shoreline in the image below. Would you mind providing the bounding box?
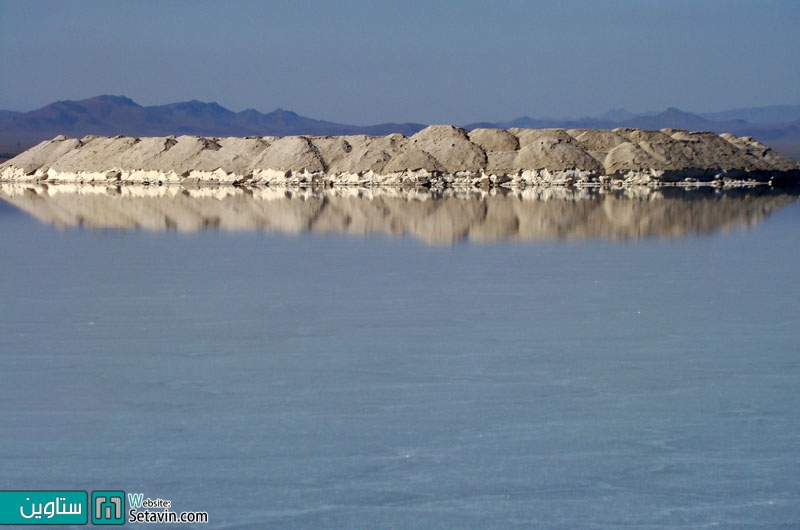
[0,173,795,190]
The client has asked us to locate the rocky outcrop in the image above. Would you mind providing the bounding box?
[1,126,798,188]
[1,183,797,244]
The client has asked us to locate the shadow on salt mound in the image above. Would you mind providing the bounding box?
[509,128,574,147]
[604,143,664,174]
[250,136,325,173]
[468,128,520,152]
[512,139,602,172]
[568,129,628,151]
[10,136,83,174]
[408,125,486,173]
[319,134,407,174]
[384,149,445,173]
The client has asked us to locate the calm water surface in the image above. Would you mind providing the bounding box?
[0,191,798,529]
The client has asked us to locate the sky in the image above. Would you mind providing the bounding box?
[1,0,798,125]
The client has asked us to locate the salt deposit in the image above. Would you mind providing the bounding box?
[1,127,797,188]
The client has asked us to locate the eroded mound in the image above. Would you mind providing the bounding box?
[1,126,797,188]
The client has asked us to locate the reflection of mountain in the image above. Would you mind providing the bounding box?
[1,184,797,245]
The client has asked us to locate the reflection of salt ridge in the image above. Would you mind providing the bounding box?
[0,183,796,244]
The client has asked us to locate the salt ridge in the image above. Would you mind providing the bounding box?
[1,126,798,188]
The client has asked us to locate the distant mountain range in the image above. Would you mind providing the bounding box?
[463,107,800,152]
[0,95,425,154]
[1,95,799,160]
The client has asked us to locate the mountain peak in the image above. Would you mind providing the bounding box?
[85,95,139,107]
[155,100,235,118]
[269,108,300,117]
[662,106,692,116]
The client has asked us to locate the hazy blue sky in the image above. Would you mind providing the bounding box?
[1,0,798,124]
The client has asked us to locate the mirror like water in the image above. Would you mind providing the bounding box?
[1,185,798,528]
[1,183,798,243]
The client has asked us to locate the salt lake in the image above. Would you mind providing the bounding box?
[1,185,798,529]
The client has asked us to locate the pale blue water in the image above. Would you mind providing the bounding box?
[0,194,798,529]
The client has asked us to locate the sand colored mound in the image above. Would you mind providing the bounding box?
[1,126,797,188]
